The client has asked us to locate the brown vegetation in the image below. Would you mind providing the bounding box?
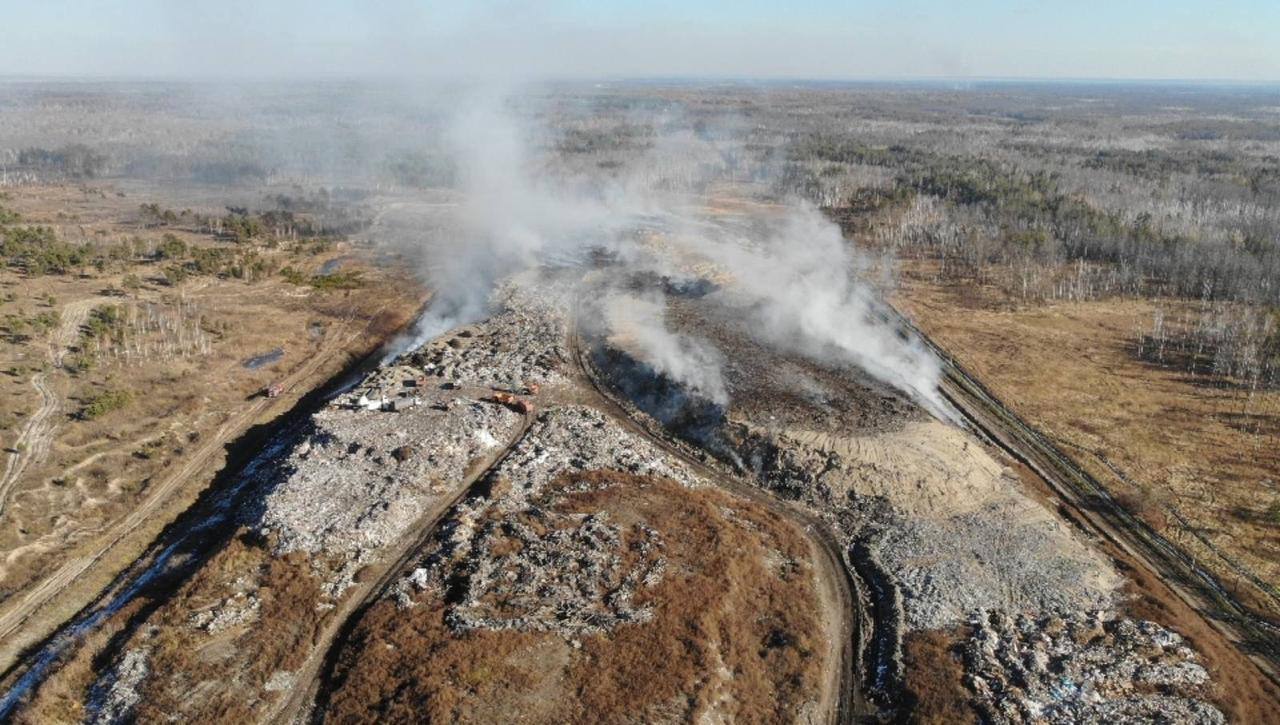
[130,538,324,722]
[1116,568,1280,724]
[17,534,326,723]
[323,472,828,724]
[894,266,1280,620]
[901,628,974,724]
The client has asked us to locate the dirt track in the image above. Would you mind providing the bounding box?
[0,309,384,671]
[911,316,1280,687]
[0,298,427,719]
[268,410,536,725]
[291,315,870,723]
[566,322,878,724]
[0,297,105,517]
[0,373,57,516]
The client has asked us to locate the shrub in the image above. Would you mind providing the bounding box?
[1,225,92,275]
[157,233,188,260]
[85,305,123,341]
[79,389,132,420]
[163,264,189,286]
[279,266,307,285]
[65,353,95,375]
[308,270,364,290]
[32,310,59,333]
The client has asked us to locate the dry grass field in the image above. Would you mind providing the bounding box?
[324,472,830,724]
[895,258,1280,620]
[0,182,423,668]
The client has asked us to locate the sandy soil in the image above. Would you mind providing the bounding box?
[0,182,424,670]
[773,419,1006,517]
[894,258,1280,621]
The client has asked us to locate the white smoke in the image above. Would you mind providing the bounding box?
[600,290,729,405]
[384,90,636,358]
[386,87,953,423]
[668,207,956,421]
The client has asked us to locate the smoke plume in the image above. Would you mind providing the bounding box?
[388,87,953,422]
[599,290,729,405]
[667,207,955,421]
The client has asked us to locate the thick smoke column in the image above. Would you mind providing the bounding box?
[385,90,631,358]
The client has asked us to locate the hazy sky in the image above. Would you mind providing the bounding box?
[3,0,1278,81]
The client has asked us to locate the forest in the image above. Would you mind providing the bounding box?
[2,81,1277,390]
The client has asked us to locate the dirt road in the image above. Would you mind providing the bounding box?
[0,309,379,669]
[908,316,1280,685]
[0,298,103,516]
[566,323,879,724]
[269,409,536,725]
[291,324,871,724]
[0,374,58,517]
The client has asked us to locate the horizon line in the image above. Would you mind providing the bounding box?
[0,73,1278,88]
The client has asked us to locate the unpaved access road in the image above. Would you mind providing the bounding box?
[567,323,880,725]
[906,313,1280,687]
[286,317,876,724]
[0,308,388,671]
[268,409,536,725]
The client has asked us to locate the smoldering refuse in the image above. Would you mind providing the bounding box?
[389,88,955,423]
[599,290,729,405]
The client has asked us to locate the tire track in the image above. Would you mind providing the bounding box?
[271,411,536,725]
[0,374,58,517]
[566,323,879,725]
[0,298,102,517]
[0,310,379,670]
[296,312,875,724]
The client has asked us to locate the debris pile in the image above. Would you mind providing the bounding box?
[254,391,520,571]
[876,496,1117,630]
[244,289,576,596]
[406,278,570,391]
[393,407,702,636]
[85,648,151,725]
[965,610,1224,724]
[488,407,702,502]
[725,417,1118,631]
[189,589,260,633]
[446,512,665,634]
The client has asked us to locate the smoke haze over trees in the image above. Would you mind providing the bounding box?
[3,78,1278,402]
